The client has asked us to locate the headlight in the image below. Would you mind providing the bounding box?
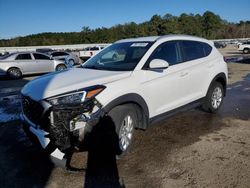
[47,86,105,106]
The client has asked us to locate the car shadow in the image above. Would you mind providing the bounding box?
[83,116,125,188]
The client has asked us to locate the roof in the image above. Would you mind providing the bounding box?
[115,34,210,44]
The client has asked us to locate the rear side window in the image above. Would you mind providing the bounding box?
[15,54,32,60]
[180,41,212,62]
[33,53,50,60]
[202,42,212,56]
[147,41,180,66]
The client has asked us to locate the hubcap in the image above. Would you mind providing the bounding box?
[119,115,134,151]
[57,66,65,71]
[211,87,223,109]
[10,69,20,77]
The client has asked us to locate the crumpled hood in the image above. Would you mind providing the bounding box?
[21,68,131,101]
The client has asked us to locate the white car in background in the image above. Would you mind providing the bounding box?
[238,41,250,54]
[21,35,228,167]
[79,45,107,61]
[0,52,67,79]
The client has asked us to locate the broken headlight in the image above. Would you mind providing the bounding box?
[46,86,105,106]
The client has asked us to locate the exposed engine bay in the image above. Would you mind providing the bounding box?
[48,98,104,152]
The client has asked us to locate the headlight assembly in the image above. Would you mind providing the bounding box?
[47,86,105,106]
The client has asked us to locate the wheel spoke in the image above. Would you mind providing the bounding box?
[119,114,134,151]
[211,86,222,109]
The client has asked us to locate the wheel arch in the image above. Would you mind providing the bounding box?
[7,66,21,71]
[103,93,150,130]
[207,72,227,96]
[7,66,23,74]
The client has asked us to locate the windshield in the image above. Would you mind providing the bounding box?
[82,42,153,71]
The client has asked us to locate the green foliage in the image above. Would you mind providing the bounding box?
[0,11,249,47]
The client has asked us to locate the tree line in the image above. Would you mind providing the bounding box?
[0,11,249,47]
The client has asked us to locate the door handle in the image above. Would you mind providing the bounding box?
[180,72,188,77]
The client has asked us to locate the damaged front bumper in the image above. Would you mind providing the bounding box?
[21,96,104,162]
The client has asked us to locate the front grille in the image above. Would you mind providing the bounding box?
[21,95,44,126]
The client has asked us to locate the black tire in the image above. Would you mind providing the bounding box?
[202,82,224,113]
[56,64,67,71]
[108,104,137,155]
[243,48,250,54]
[7,67,22,79]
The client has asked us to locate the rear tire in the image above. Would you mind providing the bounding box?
[202,82,224,113]
[243,48,250,54]
[56,64,67,71]
[7,67,22,79]
[108,104,137,155]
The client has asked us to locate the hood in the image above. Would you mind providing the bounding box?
[21,68,131,101]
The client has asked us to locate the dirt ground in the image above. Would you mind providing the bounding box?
[0,45,250,188]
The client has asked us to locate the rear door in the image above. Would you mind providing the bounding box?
[33,53,54,73]
[178,40,212,102]
[15,53,34,74]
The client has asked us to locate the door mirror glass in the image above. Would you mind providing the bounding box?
[149,59,169,69]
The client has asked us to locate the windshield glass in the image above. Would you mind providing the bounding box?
[82,42,153,71]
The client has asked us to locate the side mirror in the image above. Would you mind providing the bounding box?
[149,59,169,69]
[50,55,53,60]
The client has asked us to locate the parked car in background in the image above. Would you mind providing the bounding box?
[20,35,228,166]
[0,52,68,79]
[238,42,250,54]
[79,45,107,61]
[214,41,226,48]
[48,51,80,66]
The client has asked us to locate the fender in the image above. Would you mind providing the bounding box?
[206,72,227,96]
[103,93,149,129]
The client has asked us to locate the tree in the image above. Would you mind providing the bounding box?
[202,11,223,39]
[0,11,249,47]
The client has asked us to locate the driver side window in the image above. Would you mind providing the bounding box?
[147,41,180,67]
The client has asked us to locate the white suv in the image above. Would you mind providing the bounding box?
[21,35,228,165]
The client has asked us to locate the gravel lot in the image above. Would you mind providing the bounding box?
[0,45,250,188]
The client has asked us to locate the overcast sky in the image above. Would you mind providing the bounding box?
[0,0,249,39]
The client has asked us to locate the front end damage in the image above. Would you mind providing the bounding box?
[49,98,104,152]
[21,93,105,161]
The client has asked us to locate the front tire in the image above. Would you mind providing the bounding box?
[202,82,224,113]
[7,67,22,79]
[108,104,137,155]
[56,64,67,71]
